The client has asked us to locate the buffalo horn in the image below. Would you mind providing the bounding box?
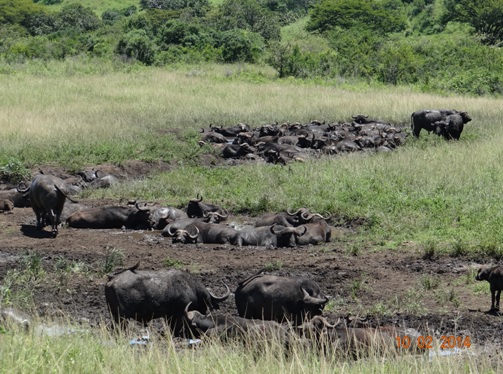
[136,202,151,211]
[302,288,329,305]
[208,282,231,302]
[16,182,30,194]
[286,208,302,216]
[187,226,199,240]
[166,225,177,236]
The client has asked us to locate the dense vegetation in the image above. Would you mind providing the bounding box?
[0,0,502,95]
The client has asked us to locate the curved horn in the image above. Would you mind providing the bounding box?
[270,223,280,235]
[215,209,229,219]
[191,194,203,202]
[187,226,200,240]
[297,226,307,237]
[200,128,205,133]
[184,302,196,322]
[209,282,231,302]
[136,202,151,211]
[202,210,209,218]
[302,288,329,305]
[301,211,314,221]
[17,182,30,194]
[166,224,177,236]
[286,208,302,216]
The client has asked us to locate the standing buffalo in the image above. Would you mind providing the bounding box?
[18,174,77,237]
[105,268,231,336]
[234,272,328,324]
[434,112,472,140]
[475,265,503,311]
[410,109,460,138]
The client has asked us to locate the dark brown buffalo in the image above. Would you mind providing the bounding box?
[186,195,227,218]
[19,174,77,237]
[434,112,472,140]
[234,272,328,324]
[297,316,423,356]
[476,265,503,311]
[148,206,188,230]
[174,221,240,245]
[184,305,292,347]
[295,220,332,246]
[410,109,459,138]
[255,208,317,227]
[105,268,230,336]
[66,202,153,229]
[0,188,31,208]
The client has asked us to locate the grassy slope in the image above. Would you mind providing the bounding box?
[0,61,501,251]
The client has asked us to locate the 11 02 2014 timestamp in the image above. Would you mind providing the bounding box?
[395,335,471,349]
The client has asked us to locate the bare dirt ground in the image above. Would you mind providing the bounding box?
[1,163,502,352]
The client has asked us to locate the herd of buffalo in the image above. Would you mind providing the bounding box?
[3,108,501,357]
[198,109,472,165]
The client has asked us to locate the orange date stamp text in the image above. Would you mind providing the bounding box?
[395,335,471,349]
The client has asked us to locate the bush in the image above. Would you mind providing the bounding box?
[216,29,264,63]
[116,29,156,65]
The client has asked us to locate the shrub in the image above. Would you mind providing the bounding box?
[116,29,156,65]
[216,29,264,63]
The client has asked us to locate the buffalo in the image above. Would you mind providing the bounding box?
[186,195,227,218]
[234,272,328,324]
[105,267,231,336]
[475,265,503,311]
[148,206,188,230]
[0,188,31,209]
[66,202,153,229]
[410,109,460,138]
[434,112,472,140]
[184,305,293,349]
[297,315,423,357]
[18,174,77,237]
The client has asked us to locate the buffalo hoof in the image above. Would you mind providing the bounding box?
[51,230,58,238]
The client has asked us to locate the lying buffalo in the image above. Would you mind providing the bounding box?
[186,195,227,218]
[184,305,293,347]
[18,174,77,237]
[66,202,153,229]
[234,272,328,324]
[148,206,188,230]
[297,316,423,356]
[0,188,31,209]
[105,267,231,336]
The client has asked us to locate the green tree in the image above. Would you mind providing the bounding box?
[209,0,281,41]
[216,28,264,62]
[56,4,101,32]
[444,0,503,45]
[306,0,407,34]
[116,29,156,65]
[0,0,45,25]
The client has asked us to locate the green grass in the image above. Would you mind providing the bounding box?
[0,59,502,250]
[0,321,498,374]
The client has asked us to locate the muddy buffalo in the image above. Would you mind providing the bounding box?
[234,272,328,324]
[105,268,230,336]
[18,174,77,237]
[66,202,153,229]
